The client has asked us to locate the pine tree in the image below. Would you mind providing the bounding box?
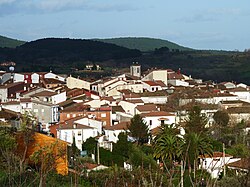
[128,114,149,145]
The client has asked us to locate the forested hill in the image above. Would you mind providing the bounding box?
[0,35,25,48]
[93,37,192,52]
[0,38,141,72]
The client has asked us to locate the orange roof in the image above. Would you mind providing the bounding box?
[227,158,250,170]
[200,152,232,158]
[136,104,158,112]
[140,111,175,117]
[30,91,57,97]
[150,126,161,136]
[105,121,130,131]
[143,81,160,86]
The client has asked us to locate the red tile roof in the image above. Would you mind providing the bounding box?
[227,158,250,170]
[143,81,160,87]
[140,111,175,117]
[30,91,57,97]
[104,121,130,130]
[136,104,158,112]
[199,152,232,158]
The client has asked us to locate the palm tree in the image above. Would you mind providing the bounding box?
[153,124,183,186]
[181,132,213,185]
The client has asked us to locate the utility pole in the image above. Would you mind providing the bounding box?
[223,143,226,177]
[97,142,100,165]
[180,160,184,187]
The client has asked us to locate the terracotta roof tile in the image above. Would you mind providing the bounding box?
[140,111,175,117]
[105,121,130,130]
[227,158,250,170]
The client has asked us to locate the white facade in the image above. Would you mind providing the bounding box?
[51,91,67,104]
[199,154,240,178]
[44,72,65,82]
[31,73,39,84]
[141,96,168,104]
[229,90,250,103]
[66,76,91,90]
[118,100,143,116]
[13,73,24,83]
[74,117,103,134]
[142,70,168,85]
[142,82,162,92]
[105,129,126,143]
[168,80,189,87]
[130,64,141,78]
[142,113,176,130]
[0,88,8,102]
[1,102,22,113]
[57,126,98,151]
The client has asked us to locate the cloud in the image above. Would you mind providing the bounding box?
[0,0,138,17]
[0,0,16,5]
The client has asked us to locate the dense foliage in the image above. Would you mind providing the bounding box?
[94,37,192,52]
[1,37,250,84]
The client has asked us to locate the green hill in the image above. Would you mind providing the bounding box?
[0,35,26,48]
[93,37,192,52]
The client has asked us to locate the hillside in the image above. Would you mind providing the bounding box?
[0,35,25,48]
[93,37,192,52]
[0,37,250,84]
[0,38,141,72]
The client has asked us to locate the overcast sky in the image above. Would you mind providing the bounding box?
[0,0,249,51]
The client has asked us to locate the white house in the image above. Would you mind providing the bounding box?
[66,75,91,90]
[57,123,99,151]
[199,152,240,178]
[228,87,250,103]
[104,121,130,143]
[118,99,144,116]
[43,72,65,82]
[140,111,176,130]
[142,70,168,85]
[142,81,163,92]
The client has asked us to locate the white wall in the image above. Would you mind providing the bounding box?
[229,91,250,103]
[66,76,91,90]
[31,73,39,84]
[118,101,137,116]
[13,73,24,83]
[2,103,21,113]
[57,128,98,151]
[0,88,8,102]
[105,129,125,143]
[75,117,103,134]
[51,91,67,104]
[143,115,176,130]
[141,96,168,104]
[45,72,65,82]
[168,80,189,87]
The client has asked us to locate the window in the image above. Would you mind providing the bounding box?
[67,114,70,118]
[101,113,106,118]
[34,109,38,113]
[78,131,81,136]
[73,114,76,117]
[41,109,44,113]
